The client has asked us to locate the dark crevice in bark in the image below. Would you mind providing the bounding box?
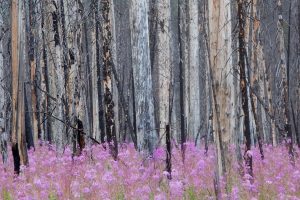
[291,102,300,148]
[77,118,85,154]
[25,91,34,149]
[178,0,186,162]
[12,144,20,174]
[166,124,172,180]
[131,71,137,147]
[52,10,60,46]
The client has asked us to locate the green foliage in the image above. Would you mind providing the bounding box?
[184,186,197,200]
[2,189,12,200]
[48,192,58,200]
[115,189,125,200]
[159,179,168,193]
[149,192,155,200]
[105,162,112,170]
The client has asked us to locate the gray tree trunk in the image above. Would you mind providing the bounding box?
[130,0,157,154]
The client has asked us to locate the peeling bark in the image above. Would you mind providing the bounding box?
[11,0,29,174]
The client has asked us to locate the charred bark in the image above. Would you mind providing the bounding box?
[166,124,171,179]
[237,0,253,177]
[102,0,118,160]
[11,0,29,174]
[95,1,106,144]
[178,0,186,162]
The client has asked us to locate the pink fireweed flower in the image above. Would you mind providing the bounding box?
[102,171,115,183]
[83,187,91,194]
[170,180,183,197]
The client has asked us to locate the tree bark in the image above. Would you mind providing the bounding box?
[277,0,294,163]
[152,0,171,144]
[187,0,201,143]
[11,0,29,174]
[102,0,118,160]
[130,0,157,155]
[237,0,253,177]
[0,8,8,167]
[208,0,235,177]
[178,0,186,161]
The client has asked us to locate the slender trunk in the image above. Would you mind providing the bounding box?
[0,9,8,167]
[237,0,253,177]
[178,0,186,161]
[41,1,51,142]
[95,1,106,144]
[28,0,38,147]
[277,0,294,164]
[165,124,171,179]
[51,0,66,153]
[153,0,171,143]
[291,102,300,148]
[249,0,264,159]
[102,0,118,160]
[188,0,200,143]
[208,0,235,179]
[11,0,29,174]
[59,0,70,141]
[82,10,92,140]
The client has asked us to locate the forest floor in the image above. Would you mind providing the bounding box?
[0,143,300,200]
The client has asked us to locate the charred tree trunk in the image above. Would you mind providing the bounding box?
[237,0,253,177]
[40,0,51,143]
[277,0,294,164]
[95,1,106,144]
[165,124,171,179]
[102,0,118,160]
[0,6,8,167]
[28,0,39,147]
[11,0,29,174]
[248,0,264,159]
[152,0,171,144]
[59,0,70,141]
[178,0,186,161]
[130,0,157,155]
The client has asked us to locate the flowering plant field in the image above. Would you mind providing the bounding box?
[0,143,300,200]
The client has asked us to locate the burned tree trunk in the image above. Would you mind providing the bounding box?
[249,0,264,159]
[178,0,186,161]
[95,0,106,144]
[11,0,29,174]
[208,0,235,179]
[165,124,171,179]
[237,0,253,177]
[52,0,66,153]
[130,0,157,155]
[277,0,294,163]
[0,6,8,167]
[152,0,171,144]
[28,0,39,147]
[102,0,118,160]
[187,0,201,142]
[0,7,8,167]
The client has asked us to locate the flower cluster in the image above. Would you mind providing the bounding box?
[0,143,299,199]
